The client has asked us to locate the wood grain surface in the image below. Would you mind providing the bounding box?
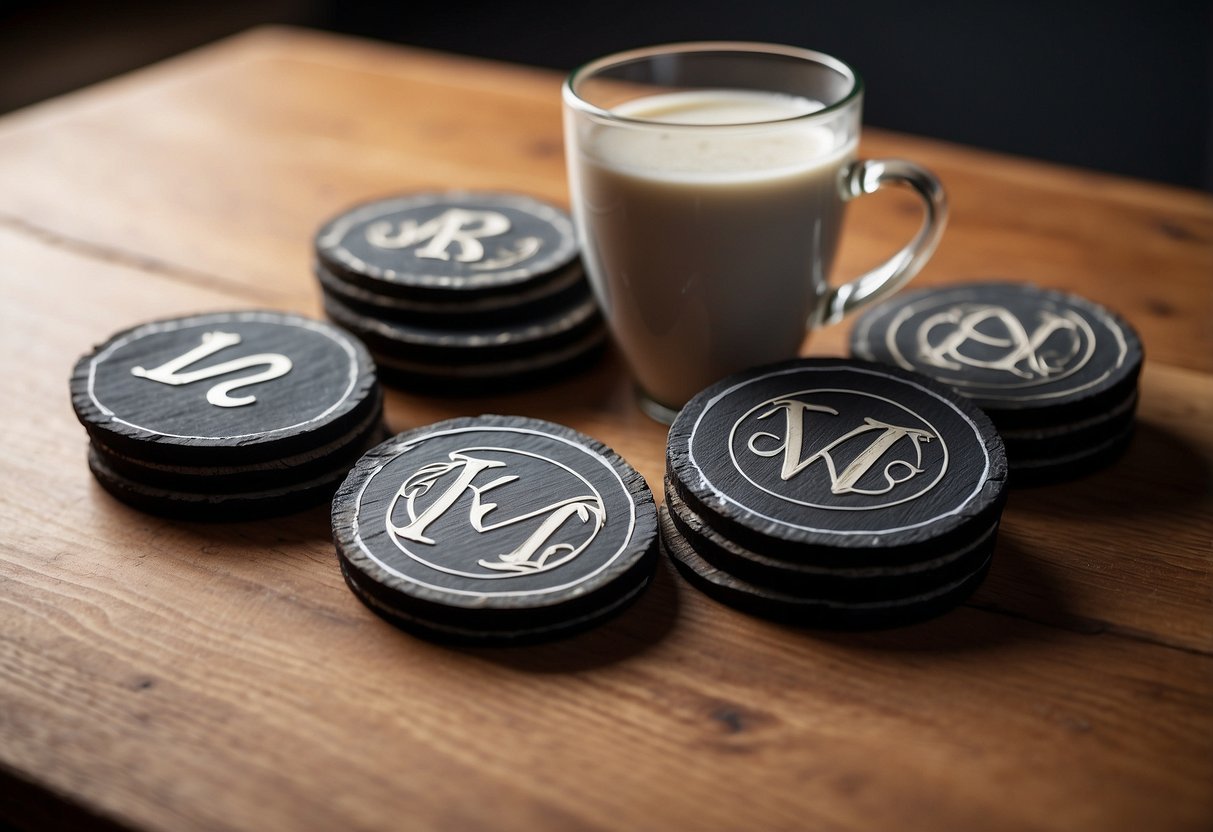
[1,27,1210,832]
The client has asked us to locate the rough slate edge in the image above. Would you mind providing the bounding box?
[331,415,660,632]
[849,280,1145,430]
[663,479,1000,601]
[666,358,1010,560]
[70,310,381,466]
[313,191,579,298]
[314,260,591,324]
[1007,421,1137,488]
[999,390,1137,461]
[86,440,375,520]
[338,555,655,646]
[660,507,993,630]
[369,330,608,394]
[320,289,603,361]
[89,391,385,492]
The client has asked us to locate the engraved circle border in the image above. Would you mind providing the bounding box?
[352,426,638,598]
[385,445,607,581]
[871,291,1128,402]
[88,311,360,441]
[889,302,1096,390]
[727,388,949,511]
[687,365,991,537]
[316,192,578,289]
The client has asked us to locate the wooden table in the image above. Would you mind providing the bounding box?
[2,27,1210,832]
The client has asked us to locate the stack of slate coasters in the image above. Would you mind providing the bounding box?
[70,311,383,519]
[849,281,1143,484]
[313,192,606,391]
[661,358,1008,629]
[332,415,659,644]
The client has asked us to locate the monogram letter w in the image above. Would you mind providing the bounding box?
[747,399,936,496]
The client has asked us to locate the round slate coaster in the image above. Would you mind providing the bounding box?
[321,288,603,363]
[666,359,1008,564]
[71,311,379,466]
[660,507,993,629]
[87,442,370,520]
[332,416,659,643]
[849,282,1143,429]
[366,329,609,393]
[314,192,579,299]
[1005,420,1137,487]
[663,478,1000,601]
[89,388,385,493]
[998,389,1137,466]
[322,290,606,392]
[314,259,590,325]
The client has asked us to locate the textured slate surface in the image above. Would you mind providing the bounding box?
[314,191,578,298]
[71,310,379,465]
[667,358,1008,556]
[332,415,658,641]
[850,281,1144,429]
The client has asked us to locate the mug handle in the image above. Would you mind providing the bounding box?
[815,159,948,326]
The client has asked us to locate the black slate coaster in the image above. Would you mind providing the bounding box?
[314,192,579,300]
[1005,420,1137,487]
[998,387,1138,473]
[322,290,606,392]
[321,288,603,364]
[663,478,1000,601]
[314,259,590,326]
[661,507,992,629]
[89,388,385,493]
[666,358,1008,564]
[367,330,609,393]
[849,282,1143,430]
[86,438,377,520]
[71,311,379,466]
[332,415,659,644]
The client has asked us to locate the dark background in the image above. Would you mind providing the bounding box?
[1,0,1210,190]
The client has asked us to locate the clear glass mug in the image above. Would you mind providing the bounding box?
[562,42,947,422]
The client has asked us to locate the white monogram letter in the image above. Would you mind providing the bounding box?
[365,208,541,270]
[748,399,936,495]
[388,449,606,577]
[130,331,293,408]
[918,305,1081,380]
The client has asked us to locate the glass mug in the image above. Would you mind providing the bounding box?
[562,42,947,422]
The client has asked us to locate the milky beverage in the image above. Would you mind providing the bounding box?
[569,89,857,408]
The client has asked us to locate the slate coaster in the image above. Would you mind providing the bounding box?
[88,387,385,493]
[666,358,1008,565]
[314,192,579,299]
[849,281,1143,430]
[314,259,589,326]
[71,310,379,466]
[332,415,659,643]
[663,478,1000,601]
[321,288,603,364]
[661,506,993,630]
[321,291,606,391]
[86,438,380,520]
[1003,420,1137,486]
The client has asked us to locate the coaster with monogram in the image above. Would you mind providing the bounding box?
[850,281,1143,483]
[332,415,658,644]
[662,358,1007,628]
[313,192,605,390]
[70,310,383,517]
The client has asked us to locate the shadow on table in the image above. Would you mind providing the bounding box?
[801,533,1071,655]
[800,419,1212,656]
[164,500,336,545]
[1008,421,1212,518]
